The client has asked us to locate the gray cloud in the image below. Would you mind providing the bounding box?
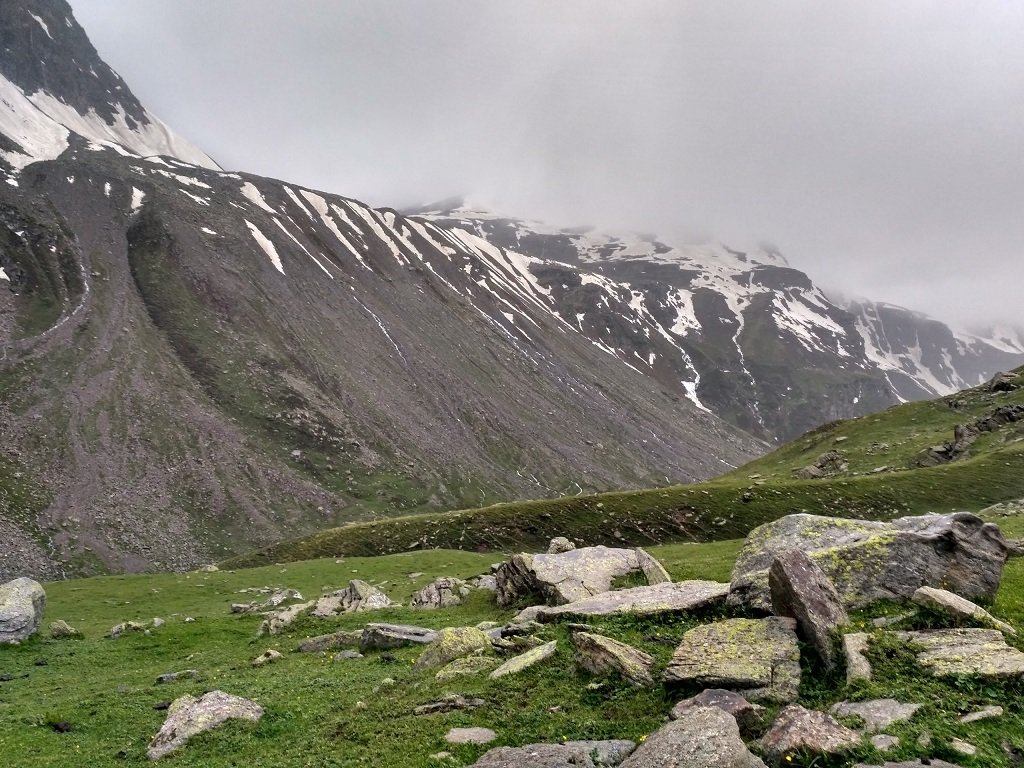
[70,0,1024,328]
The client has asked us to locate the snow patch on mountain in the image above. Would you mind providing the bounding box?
[245,220,285,274]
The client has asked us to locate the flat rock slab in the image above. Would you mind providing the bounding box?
[472,740,636,767]
[729,512,1007,612]
[843,633,872,683]
[446,727,497,745]
[769,549,848,670]
[361,623,438,650]
[0,578,46,644]
[620,706,767,768]
[760,705,861,760]
[960,705,1003,723]
[535,581,729,622]
[664,617,801,703]
[830,699,922,732]
[893,628,1024,678]
[912,585,1016,635]
[147,690,263,760]
[489,640,557,679]
[671,689,765,737]
[572,632,654,687]
[495,547,643,607]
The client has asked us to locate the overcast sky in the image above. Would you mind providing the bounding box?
[70,1,1024,329]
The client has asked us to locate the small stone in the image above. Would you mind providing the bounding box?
[912,585,1016,635]
[110,621,147,639]
[252,649,283,667]
[430,753,452,762]
[842,633,873,683]
[960,705,1003,723]
[311,580,391,617]
[951,738,977,756]
[333,650,363,661]
[156,670,199,684]
[547,537,576,554]
[871,612,915,628]
[830,699,922,732]
[151,618,165,628]
[446,727,497,745]
[489,640,557,679]
[49,620,82,639]
[759,705,861,760]
[471,740,637,767]
[916,730,933,748]
[870,734,899,751]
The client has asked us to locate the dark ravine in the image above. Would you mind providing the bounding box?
[0,0,1021,579]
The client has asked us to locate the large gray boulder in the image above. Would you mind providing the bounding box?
[472,740,636,767]
[769,549,848,670]
[0,578,46,644]
[147,691,263,760]
[619,706,767,768]
[534,581,729,622]
[729,512,1008,612]
[310,580,391,616]
[495,546,645,607]
[664,617,801,702]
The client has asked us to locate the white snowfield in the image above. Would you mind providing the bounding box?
[0,72,219,172]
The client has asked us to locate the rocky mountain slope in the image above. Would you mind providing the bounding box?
[0,0,1019,580]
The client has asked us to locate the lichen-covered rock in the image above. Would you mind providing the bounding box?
[830,699,922,732]
[912,586,1016,635]
[435,656,499,681]
[547,536,576,554]
[535,581,729,622]
[146,691,263,760]
[446,727,497,745]
[296,629,362,653]
[634,548,671,584]
[671,690,766,737]
[410,577,471,609]
[472,740,636,767]
[664,617,801,702]
[0,578,46,644]
[49,619,82,639]
[892,627,1024,678]
[311,580,391,617]
[489,640,557,679]
[252,649,283,667]
[842,632,872,682]
[620,706,767,768]
[769,549,848,670]
[360,623,438,650]
[729,512,1008,612]
[258,601,314,636]
[572,632,654,687]
[414,626,491,670]
[110,621,148,639]
[495,547,644,607]
[759,705,861,760]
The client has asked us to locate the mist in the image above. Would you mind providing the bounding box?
[70,0,1024,329]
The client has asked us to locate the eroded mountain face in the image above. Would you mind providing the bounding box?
[0,0,1019,579]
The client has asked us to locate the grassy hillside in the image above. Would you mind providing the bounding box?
[2,514,1024,767]
[225,368,1024,568]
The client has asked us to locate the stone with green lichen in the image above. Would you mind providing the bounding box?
[892,627,1024,678]
[619,706,766,767]
[414,626,492,670]
[729,512,1007,612]
[663,617,800,702]
[495,546,646,607]
[572,631,654,687]
[534,580,729,622]
[147,690,263,760]
[434,656,499,681]
[489,640,557,679]
[912,585,1016,635]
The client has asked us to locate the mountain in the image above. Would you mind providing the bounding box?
[0,0,1019,580]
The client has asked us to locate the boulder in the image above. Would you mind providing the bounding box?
[252,649,283,667]
[535,581,728,622]
[793,450,848,479]
[664,617,801,702]
[0,578,46,644]
[634,548,671,583]
[146,691,263,760]
[830,699,922,732]
[489,640,557,679]
[361,623,438,650]
[297,630,362,653]
[414,626,491,670]
[258,601,314,636]
[759,705,861,760]
[572,632,654,687]
[311,580,391,617]
[842,632,872,682]
[435,656,499,681]
[768,549,848,670]
[671,690,765,737]
[912,585,1015,635]
[729,512,1008,612]
[892,627,1024,678]
[410,577,471,609]
[619,706,767,768]
[495,546,645,607]
[49,620,82,639]
[472,740,636,767]
[110,621,148,639]
[547,536,577,554]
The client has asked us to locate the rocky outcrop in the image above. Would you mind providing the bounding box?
[793,450,848,479]
[147,691,263,760]
[495,547,647,607]
[310,580,391,616]
[258,601,315,636]
[729,512,1008,612]
[572,632,654,687]
[410,577,470,609]
[534,581,729,622]
[663,617,801,702]
[768,550,848,670]
[619,706,767,767]
[0,577,45,644]
[759,705,861,761]
[912,585,1016,635]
